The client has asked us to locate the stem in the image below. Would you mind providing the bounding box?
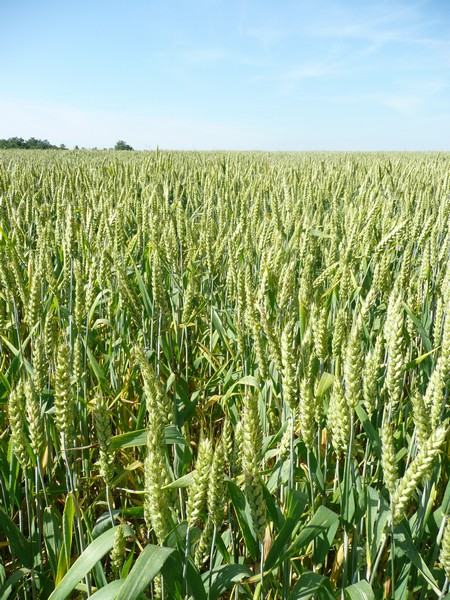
[34,467,42,571]
[341,411,355,594]
[260,539,264,600]
[208,524,217,600]
[390,516,396,599]
[62,435,92,596]
[183,526,190,599]
[289,415,295,492]
[24,472,37,600]
[106,484,115,526]
[369,530,389,586]
[438,577,449,600]
[306,450,315,515]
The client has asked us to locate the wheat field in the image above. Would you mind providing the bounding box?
[1,149,450,599]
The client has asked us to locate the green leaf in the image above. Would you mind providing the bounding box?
[310,228,332,239]
[344,580,375,600]
[288,571,334,599]
[115,544,174,600]
[312,516,339,567]
[48,525,133,600]
[262,480,283,531]
[354,404,382,459]
[111,426,186,450]
[403,303,431,353]
[404,347,438,371]
[316,372,334,400]
[43,508,62,577]
[181,557,207,600]
[92,510,120,539]
[289,506,339,556]
[0,509,33,569]
[221,375,259,405]
[162,472,194,490]
[56,493,75,585]
[366,487,389,565]
[131,258,152,319]
[265,490,307,571]
[227,480,258,560]
[211,308,234,356]
[89,580,125,599]
[203,564,252,600]
[86,347,112,394]
[394,521,440,595]
[111,429,147,449]
[164,425,188,445]
[63,493,75,573]
[266,457,291,493]
[0,568,31,600]
[2,333,34,378]
[0,370,11,401]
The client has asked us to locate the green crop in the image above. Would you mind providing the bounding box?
[0,149,450,599]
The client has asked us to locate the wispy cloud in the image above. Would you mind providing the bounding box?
[240,25,286,46]
[177,48,235,64]
[305,0,448,43]
[376,94,423,115]
[0,100,275,150]
[278,59,348,82]
[233,0,450,104]
[328,79,449,117]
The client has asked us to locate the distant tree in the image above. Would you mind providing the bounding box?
[0,137,25,149]
[114,140,133,151]
[0,137,60,149]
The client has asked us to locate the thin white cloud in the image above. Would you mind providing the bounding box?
[327,80,449,117]
[304,0,448,44]
[0,100,276,150]
[240,25,286,45]
[377,94,423,115]
[180,49,235,64]
[239,0,450,62]
[279,60,347,81]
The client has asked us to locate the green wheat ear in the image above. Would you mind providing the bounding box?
[281,319,297,411]
[327,377,349,457]
[363,333,383,416]
[25,381,45,464]
[93,394,115,485]
[392,423,448,524]
[299,354,317,451]
[344,316,363,410]
[440,517,450,579]
[384,292,404,408]
[186,436,213,529]
[242,393,266,542]
[54,342,75,450]
[134,346,173,543]
[381,415,398,496]
[8,383,31,469]
[110,524,126,579]
[195,440,226,567]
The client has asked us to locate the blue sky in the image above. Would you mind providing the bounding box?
[1,0,449,150]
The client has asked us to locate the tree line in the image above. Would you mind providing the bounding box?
[0,137,65,149]
[0,138,134,150]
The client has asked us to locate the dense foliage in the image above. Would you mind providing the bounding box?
[114,140,134,151]
[1,150,450,599]
[0,138,64,150]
